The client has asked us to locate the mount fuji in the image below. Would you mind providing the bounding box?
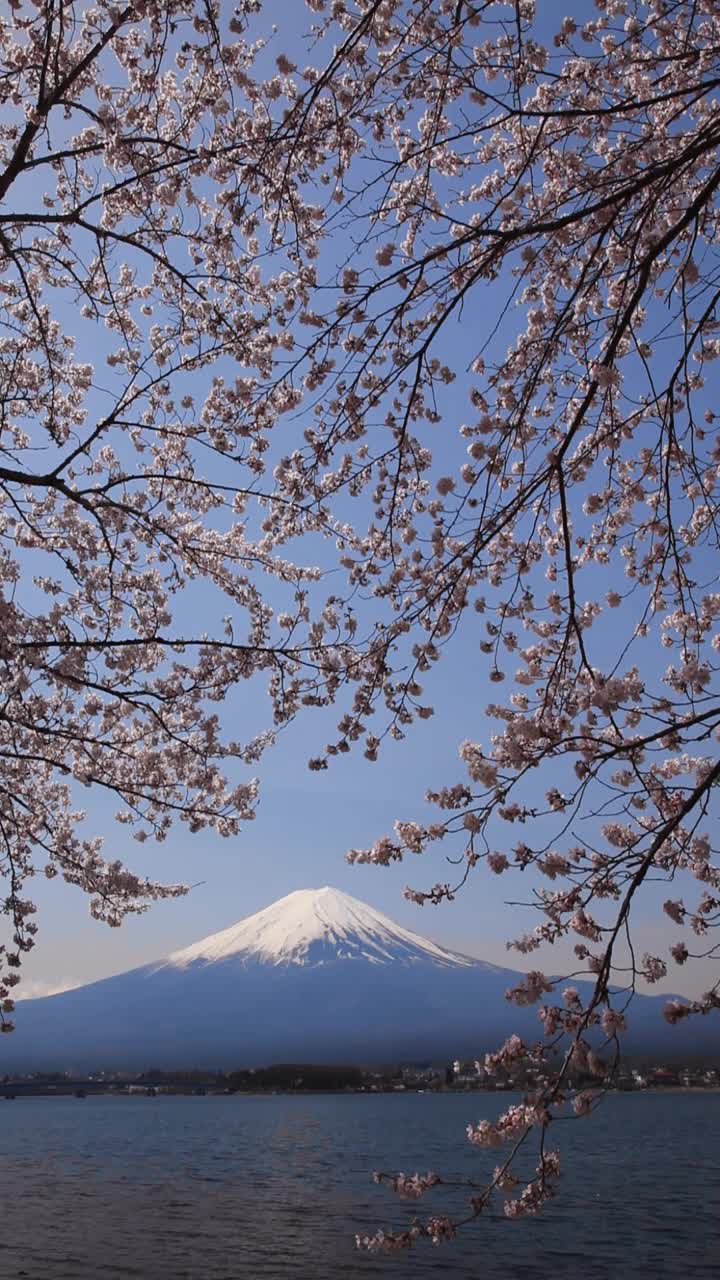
[4,887,707,1070]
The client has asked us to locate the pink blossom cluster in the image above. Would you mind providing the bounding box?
[467,1101,549,1149]
[373,1170,441,1200]
[503,1152,561,1220]
[505,971,555,1006]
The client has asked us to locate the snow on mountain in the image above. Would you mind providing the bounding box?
[4,886,706,1070]
[159,886,478,970]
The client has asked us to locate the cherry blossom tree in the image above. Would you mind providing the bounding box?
[2,0,720,1248]
[246,0,720,1246]
[0,0,363,1019]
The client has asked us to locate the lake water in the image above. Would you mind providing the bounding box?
[0,1092,716,1278]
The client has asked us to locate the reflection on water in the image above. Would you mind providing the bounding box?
[0,1092,717,1278]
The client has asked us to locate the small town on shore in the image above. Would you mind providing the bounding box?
[1,1058,718,1098]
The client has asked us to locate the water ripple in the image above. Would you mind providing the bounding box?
[0,1093,716,1278]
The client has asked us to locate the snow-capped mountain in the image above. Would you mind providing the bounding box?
[4,887,707,1070]
[159,886,477,970]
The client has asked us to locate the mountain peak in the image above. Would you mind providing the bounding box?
[160,885,478,970]
[10,888,692,1072]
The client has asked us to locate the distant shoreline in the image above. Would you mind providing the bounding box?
[2,1085,719,1100]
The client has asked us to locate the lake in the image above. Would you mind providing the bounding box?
[0,1092,716,1278]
